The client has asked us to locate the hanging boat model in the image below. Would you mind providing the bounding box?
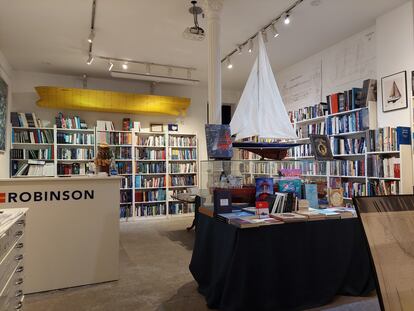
[230,32,303,160]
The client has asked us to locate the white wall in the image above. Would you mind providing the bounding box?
[12,70,240,163]
[376,1,414,127]
[0,50,13,178]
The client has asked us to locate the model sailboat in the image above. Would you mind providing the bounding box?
[230,32,300,160]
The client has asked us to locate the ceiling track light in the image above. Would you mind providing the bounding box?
[87,29,95,43]
[237,45,243,55]
[122,62,128,70]
[226,58,233,69]
[262,30,268,43]
[146,63,151,75]
[248,39,253,53]
[187,69,192,79]
[284,13,291,25]
[271,23,279,38]
[86,54,94,65]
[108,60,114,71]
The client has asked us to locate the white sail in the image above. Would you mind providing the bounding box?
[230,32,297,141]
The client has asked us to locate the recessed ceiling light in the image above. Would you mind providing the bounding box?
[122,62,128,70]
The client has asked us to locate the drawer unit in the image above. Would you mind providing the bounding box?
[0,209,27,311]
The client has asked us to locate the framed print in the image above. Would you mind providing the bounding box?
[381,71,407,112]
[0,77,8,153]
[150,123,163,132]
[309,134,333,161]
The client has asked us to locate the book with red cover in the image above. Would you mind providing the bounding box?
[330,93,339,114]
[394,163,401,178]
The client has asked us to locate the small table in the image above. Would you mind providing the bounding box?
[170,194,198,231]
[190,213,375,311]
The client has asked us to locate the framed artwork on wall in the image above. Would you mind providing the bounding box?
[381,71,408,112]
[0,77,8,153]
[150,123,163,132]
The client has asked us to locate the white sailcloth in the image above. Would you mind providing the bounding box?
[230,32,297,141]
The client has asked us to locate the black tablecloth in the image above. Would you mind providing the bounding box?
[189,214,375,311]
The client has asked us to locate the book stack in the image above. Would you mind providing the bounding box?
[326,109,369,135]
[12,161,55,177]
[11,112,42,128]
[342,182,366,199]
[58,148,93,160]
[136,162,166,174]
[169,135,197,147]
[367,156,400,178]
[330,160,365,177]
[55,113,87,129]
[326,88,365,114]
[330,137,365,155]
[135,176,165,188]
[57,163,88,176]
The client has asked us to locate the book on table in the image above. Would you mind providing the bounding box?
[270,213,308,223]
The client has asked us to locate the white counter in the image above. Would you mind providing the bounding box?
[0,176,121,294]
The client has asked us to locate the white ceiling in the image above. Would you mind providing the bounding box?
[0,0,408,90]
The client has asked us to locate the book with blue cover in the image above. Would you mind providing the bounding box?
[304,184,318,209]
[397,126,411,146]
[278,179,302,199]
[255,177,274,201]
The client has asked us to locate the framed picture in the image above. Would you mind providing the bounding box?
[381,71,408,112]
[309,134,333,161]
[150,123,163,132]
[0,77,8,153]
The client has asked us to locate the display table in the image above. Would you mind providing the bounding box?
[190,213,375,311]
[0,176,120,294]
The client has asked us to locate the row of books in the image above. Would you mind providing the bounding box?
[169,203,195,214]
[367,155,400,178]
[116,162,132,174]
[342,182,366,199]
[136,149,166,160]
[368,180,399,196]
[135,190,166,202]
[289,144,312,158]
[136,204,166,217]
[326,109,369,135]
[301,161,328,176]
[98,132,132,145]
[170,149,197,160]
[330,160,365,177]
[296,122,325,138]
[120,206,133,218]
[57,133,94,145]
[169,163,196,174]
[113,147,132,160]
[170,175,195,187]
[11,148,54,160]
[330,137,366,155]
[327,88,364,114]
[288,103,327,123]
[136,162,166,174]
[55,113,88,129]
[12,129,54,144]
[169,136,197,147]
[121,176,133,189]
[11,112,42,128]
[96,120,115,131]
[135,176,165,188]
[366,127,408,152]
[121,191,132,204]
[136,135,165,147]
[12,161,55,177]
[57,163,88,176]
[57,148,94,160]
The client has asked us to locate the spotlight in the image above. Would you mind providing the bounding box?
[226,58,233,69]
[87,29,95,43]
[146,63,151,75]
[284,13,290,25]
[237,45,243,55]
[86,54,94,65]
[108,60,114,71]
[122,62,128,70]
[271,23,279,38]
[248,39,253,53]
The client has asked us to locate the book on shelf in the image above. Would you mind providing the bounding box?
[120,190,132,204]
[137,204,167,217]
[136,135,165,147]
[120,205,133,218]
[11,148,54,160]
[12,162,55,177]
[96,120,115,131]
[360,79,377,106]
[330,160,365,177]
[296,122,325,139]
[330,137,365,155]
[342,182,366,199]
[120,176,133,189]
[98,131,132,145]
[170,175,195,187]
[169,135,196,147]
[367,155,400,178]
[112,146,132,159]
[137,149,166,160]
[135,189,166,202]
[11,112,42,128]
[116,162,132,174]
[368,180,399,196]
[57,148,93,160]
[136,162,166,174]
[135,175,165,188]
[288,103,327,122]
[57,163,88,175]
[169,162,196,174]
[326,109,369,135]
[170,149,196,160]
[55,113,87,129]
[326,88,364,114]
[12,128,54,144]
[57,132,94,145]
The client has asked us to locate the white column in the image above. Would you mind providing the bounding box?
[205,0,224,124]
